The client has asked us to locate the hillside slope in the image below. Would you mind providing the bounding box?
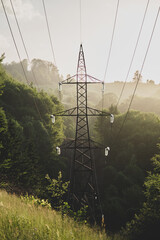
[0,190,108,240]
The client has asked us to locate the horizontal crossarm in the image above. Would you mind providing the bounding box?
[54,107,77,116]
[59,74,103,85]
[60,74,77,84]
[58,139,105,150]
[86,74,103,83]
[87,107,111,116]
[53,107,111,117]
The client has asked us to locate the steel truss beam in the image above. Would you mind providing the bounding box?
[59,74,103,85]
[54,106,111,117]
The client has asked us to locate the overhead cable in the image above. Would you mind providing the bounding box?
[9,0,40,90]
[114,6,160,144]
[116,0,150,107]
[103,0,120,83]
[1,0,43,121]
[102,0,120,111]
[1,0,29,85]
[42,0,57,66]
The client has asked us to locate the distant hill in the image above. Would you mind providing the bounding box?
[3,60,160,115]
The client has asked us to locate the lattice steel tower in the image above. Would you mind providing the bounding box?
[52,44,113,222]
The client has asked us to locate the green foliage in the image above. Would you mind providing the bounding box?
[45,171,69,209]
[94,110,160,231]
[62,201,88,224]
[21,194,51,209]
[44,172,88,223]
[0,64,65,195]
[122,147,160,240]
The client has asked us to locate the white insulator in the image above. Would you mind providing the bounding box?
[50,115,55,124]
[56,146,61,155]
[110,114,114,124]
[58,82,62,92]
[105,147,110,156]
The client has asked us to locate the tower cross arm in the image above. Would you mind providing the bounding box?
[87,107,111,117]
[86,74,103,83]
[52,106,113,118]
[53,107,77,116]
[60,74,77,84]
[59,74,103,85]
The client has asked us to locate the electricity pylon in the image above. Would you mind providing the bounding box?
[52,44,113,222]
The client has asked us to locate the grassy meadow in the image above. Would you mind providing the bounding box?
[0,190,111,240]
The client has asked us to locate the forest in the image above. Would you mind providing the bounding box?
[0,59,160,240]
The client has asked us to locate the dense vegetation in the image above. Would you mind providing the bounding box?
[93,110,160,231]
[121,148,160,239]
[1,59,160,239]
[0,62,65,197]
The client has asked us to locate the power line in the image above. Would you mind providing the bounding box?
[101,0,120,114]
[42,0,60,103]
[116,0,150,107]
[1,0,43,121]
[9,0,40,90]
[1,0,29,85]
[9,0,53,130]
[103,0,120,83]
[114,6,160,145]
[42,0,57,67]
[100,1,120,217]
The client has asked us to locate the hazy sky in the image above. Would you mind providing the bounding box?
[0,0,160,83]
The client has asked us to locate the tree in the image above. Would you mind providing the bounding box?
[132,70,142,83]
[147,79,155,85]
[45,171,69,209]
[3,59,62,91]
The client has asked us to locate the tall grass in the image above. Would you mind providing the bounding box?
[0,190,110,240]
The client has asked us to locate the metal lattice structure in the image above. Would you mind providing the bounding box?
[52,44,113,221]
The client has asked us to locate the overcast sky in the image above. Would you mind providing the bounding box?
[0,0,160,83]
